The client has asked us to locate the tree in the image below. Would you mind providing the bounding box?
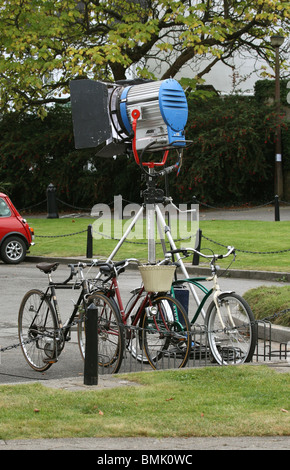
[0,0,289,115]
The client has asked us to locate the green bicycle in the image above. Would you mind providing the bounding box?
[169,246,257,365]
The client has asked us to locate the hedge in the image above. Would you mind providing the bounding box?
[0,83,288,210]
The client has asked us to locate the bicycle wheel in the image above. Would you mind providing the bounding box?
[77,292,124,374]
[18,289,60,372]
[125,289,149,363]
[206,293,257,365]
[140,294,192,369]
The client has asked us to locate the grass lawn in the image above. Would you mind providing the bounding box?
[26,217,290,272]
[244,285,290,327]
[0,365,289,440]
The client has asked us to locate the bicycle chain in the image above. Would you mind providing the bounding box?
[0,315,86,354]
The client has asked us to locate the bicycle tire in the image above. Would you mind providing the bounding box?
[140,294,192,369]
[125,289,150,363]
[18,289,59,372]
[205,292,257,365]
[77,292,124,374]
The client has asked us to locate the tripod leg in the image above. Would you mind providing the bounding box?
[155,204,205,318]
[105,205,144,262]
[147,203,156,263]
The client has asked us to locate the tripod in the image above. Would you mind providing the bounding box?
[103,167,203,313]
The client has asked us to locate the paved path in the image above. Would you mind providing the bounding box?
[0,435,289,450]
[198,203,290,221]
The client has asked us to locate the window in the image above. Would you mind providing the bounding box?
[0,198,11,217]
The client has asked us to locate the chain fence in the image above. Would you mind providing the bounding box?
[19,193,289,255]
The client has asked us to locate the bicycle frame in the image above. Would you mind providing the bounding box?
[172,277,213,324]
[43,269,90,340]
[104,275,147,326]
[99,276,159,330]
[94,269,185,334]
[171,246,236,327]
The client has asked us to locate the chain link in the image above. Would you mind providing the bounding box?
[202,234,290,254]
[36,229,87,238]
[259,308,290,323]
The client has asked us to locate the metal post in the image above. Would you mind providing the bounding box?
[193,229,202,265]
[84,303,98,385]
[46,183,59,219]
[147,203,156,263]
[274,45,283,198]
[274,195,280,221]
[271,35,285,199]
[86,224,93,258]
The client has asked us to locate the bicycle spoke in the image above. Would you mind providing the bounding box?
[18,290,58,371]
[206,293,256,365]
[141,295,191,369]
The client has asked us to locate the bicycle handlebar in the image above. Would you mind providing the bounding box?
[64,246,234,284]
[164,246,235,262]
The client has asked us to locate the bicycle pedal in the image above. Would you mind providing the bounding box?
[43,357,58,364]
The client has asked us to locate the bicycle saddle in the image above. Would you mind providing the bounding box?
[99,260,126,277]
[36,262,59,274]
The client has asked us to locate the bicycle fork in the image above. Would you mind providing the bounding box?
[212,276,236,331]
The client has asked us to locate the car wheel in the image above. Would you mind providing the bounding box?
[0,236,27,264]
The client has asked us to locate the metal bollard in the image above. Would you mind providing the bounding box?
[86,224,93,258]
[274,195,280,221]
[192,229,202,265]
[84,302,98,385]
[47,183,59,219]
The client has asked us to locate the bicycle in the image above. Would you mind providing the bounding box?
[18,261,124,373]
[18,259,192,373]
[78,258,192,371]
[167,246,257,365]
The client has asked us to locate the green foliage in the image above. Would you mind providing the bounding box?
[254,80,289,107]
[175,95,284,204]
[255,79,290,171]
[0,0,289,113]
[0,105,141,209]
[0,90,289,209]
[282,126,290,171]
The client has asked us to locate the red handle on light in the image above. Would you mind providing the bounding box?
[131,109,169,168]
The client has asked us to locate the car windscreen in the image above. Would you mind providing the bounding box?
[0,198,11,217]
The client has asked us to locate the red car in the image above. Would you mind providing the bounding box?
[0,193,34,264]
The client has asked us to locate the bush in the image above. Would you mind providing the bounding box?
[174,94,283,205]
[0,107,141,209]
[0,91,288,210]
